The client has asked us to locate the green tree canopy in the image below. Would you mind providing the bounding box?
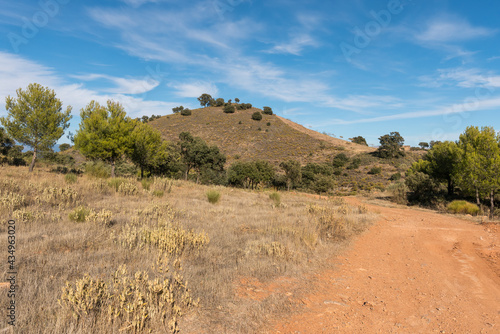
[223,105,235,113]
[377,132,405,158]
[179,132,226,183]
[128,121,166,178]
[215,98,225,107]
[262,106,273,115]
[0,127,14,157]
[418,142,429,149]
[251,111,262,121]
[74,100,134,177]
[457,126,500,218]
[425,141,460,196]
[0,83,72,171]
[350,136,368,146]
[228,160,275,189]
[197,94,214,107]
[280,160,302,191]
[172,106,184,114]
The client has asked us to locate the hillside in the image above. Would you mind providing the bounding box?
[149,106,374,165]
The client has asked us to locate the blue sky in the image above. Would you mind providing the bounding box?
[1,0,500,147]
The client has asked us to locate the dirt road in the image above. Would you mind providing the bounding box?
[274,198,500,333]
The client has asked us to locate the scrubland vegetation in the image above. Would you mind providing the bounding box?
[0,166,375,333]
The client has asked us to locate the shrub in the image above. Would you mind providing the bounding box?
[59,143,71,151]
[118,181,139,196]
[206,190,221,204]
[223,105,235,113]
[447,200,480,215]
[107,178,125,191]
[215,98,225,106]
[266,122,271,126]
[390,172,401,181]
[180,108,192,116]
[312,175,334,194]
[251,112,262,121]
[332,153,349,168]
[262,106,273,115]
[68,206,90,222]
[84,161,111,178]
[269,192,281,207]
[347,158,361,170]
[141,178,153,190]
[65,173,78,184]
[387,182,408,204]
[368,167,382,175]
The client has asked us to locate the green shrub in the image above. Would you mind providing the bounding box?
[390,172,402,181]
[223,105,235,113]
[141,178,153,190]
[332,153,349,168]
[269,192,281,207]
[180,108,192,116]
[251,112,262,121]
[266,122,271,126]
[447,200,480,215]
[69,206,91,222]
[65,173,78,184]
[84,161,111,178]
[262,106,273,115]
[206,190,221,204]
[368,167,382,175]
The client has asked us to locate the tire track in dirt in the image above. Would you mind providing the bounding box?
[273,198,500,333]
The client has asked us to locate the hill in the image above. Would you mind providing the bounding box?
[149,106,374,165]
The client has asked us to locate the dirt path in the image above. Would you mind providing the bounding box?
[274,198,500,333]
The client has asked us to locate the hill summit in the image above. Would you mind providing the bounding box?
[149,106,374,165]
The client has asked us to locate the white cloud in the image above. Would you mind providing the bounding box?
[419,68,500,89]
[71,73,160,94]
[266,34,318,55]
[171,81,218,98]
[417,16,495,43]
[0,52,176,120]
[317,96,500,126]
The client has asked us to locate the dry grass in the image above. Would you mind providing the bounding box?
[0,165,376,333]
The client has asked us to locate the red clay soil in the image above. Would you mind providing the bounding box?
[273,198,500,333]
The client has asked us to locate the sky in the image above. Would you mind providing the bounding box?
[1,0,500,147]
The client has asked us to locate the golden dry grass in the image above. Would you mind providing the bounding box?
[0,165,376,333]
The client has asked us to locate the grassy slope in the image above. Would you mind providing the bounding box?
[149,106,374,166]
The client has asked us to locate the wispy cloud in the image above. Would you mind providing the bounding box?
[71,73,160,94]
[265,34,318,55]
[317,96,500,126]
[0,52,178,119]
[416,16,496,43]
[419,68,500,89]
[170,81,218,98]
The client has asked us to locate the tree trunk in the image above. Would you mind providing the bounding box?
[490,189,495,219]
[185,168,189,181]
[447,178,454,196]
[111,159,116,178]
[29,147,37,172]
[140,167,144,179]
[476,187,480,205]
[287,179,291,192]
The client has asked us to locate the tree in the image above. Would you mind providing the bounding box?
[223,105,235,113]
[215,98,225,107]
[228,160,275,189]
[0,127,14,157]
[1,83,72,172]
[280,160,302,191]
[59,143,71,152]
[377,132,405,158]
[235,98,240,103]
[172,106,184,114]
[262,106,273,115]
[74,100,134,178]
[350,136,368,146]
[129,121,164,178]
[457,126,500,218]
[251,112,262,121]
[425,141,460,196]
[179,132,226,183]
[197,94,214,107]
[332,153,349,168]
[418,142,429,150]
